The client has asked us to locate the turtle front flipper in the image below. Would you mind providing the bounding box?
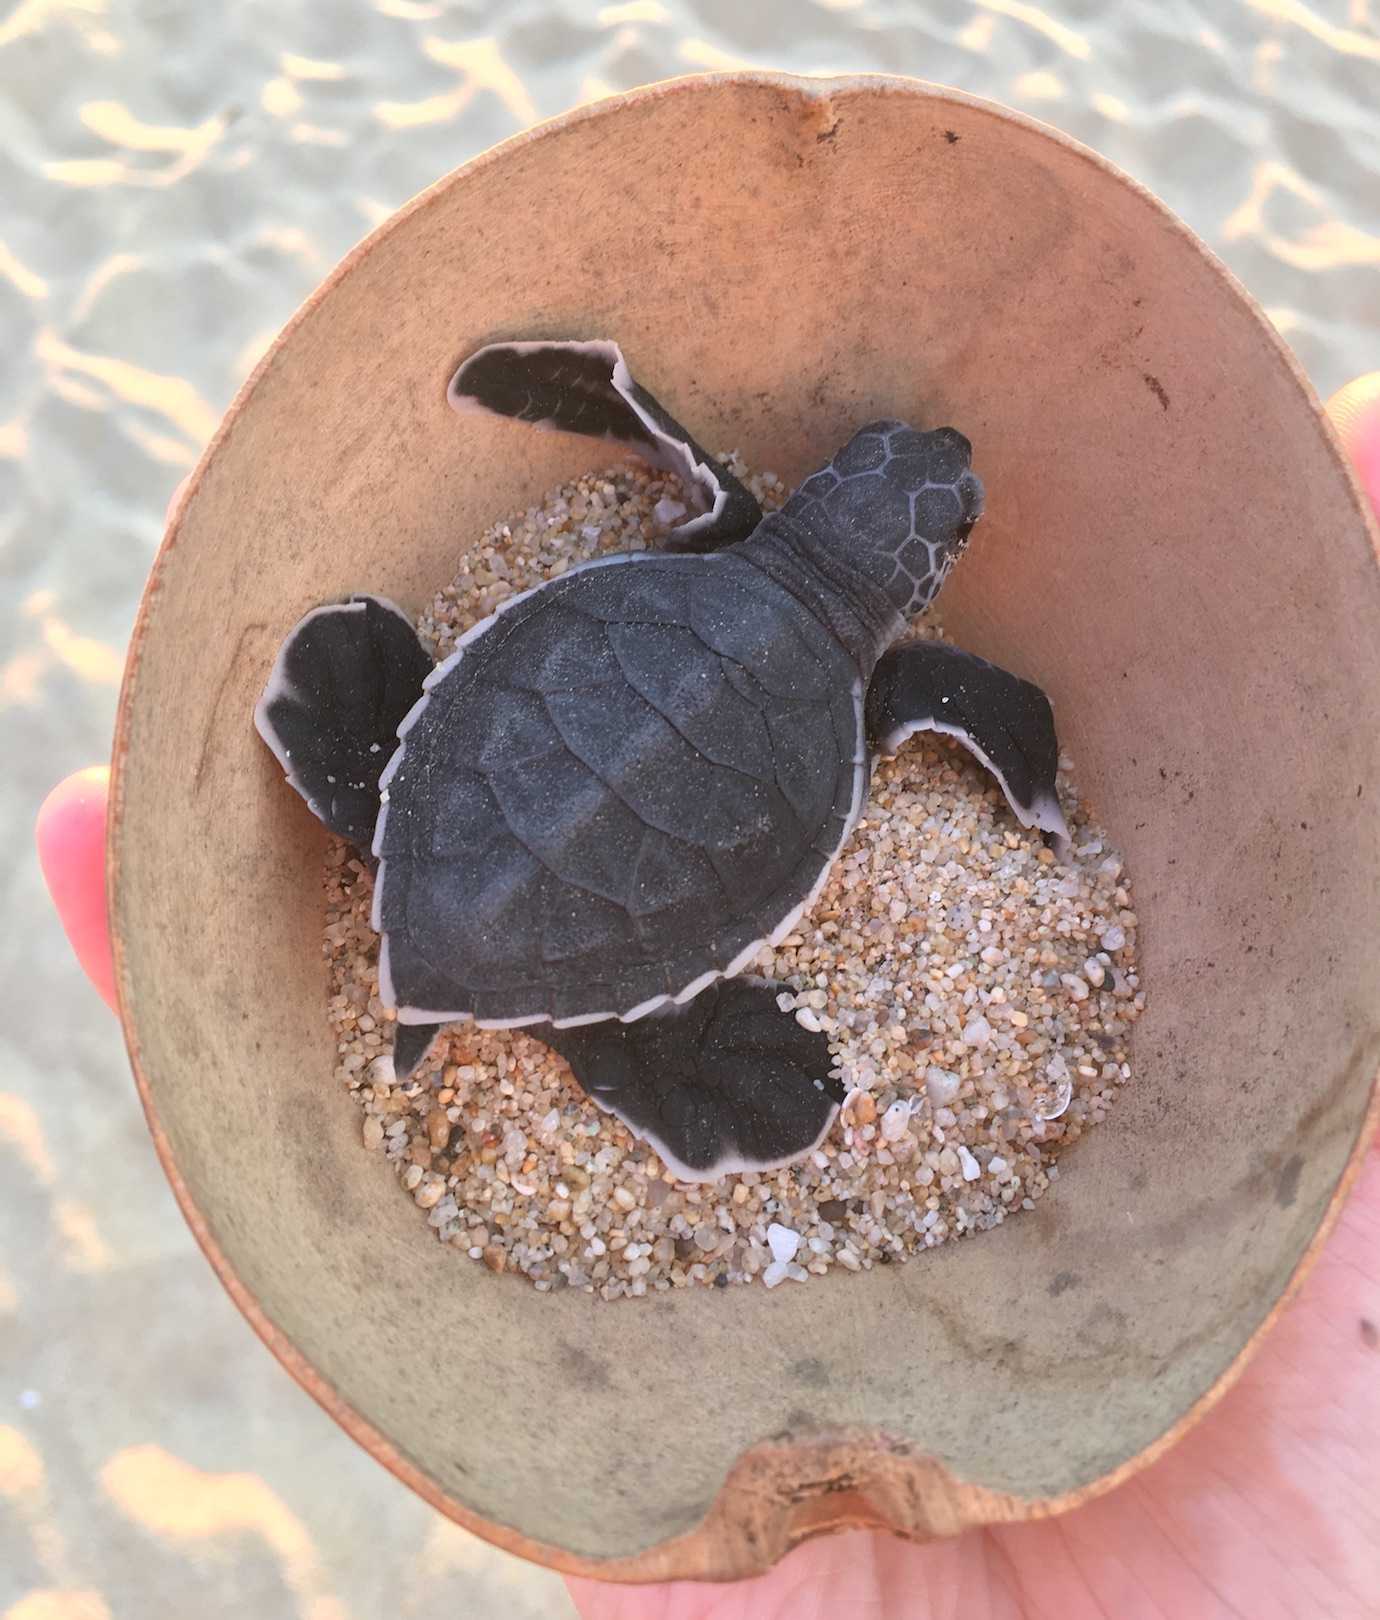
[254,594,433,849]
[866,640,1070,854]
[539,979,843,1182]
[449,339,761,553]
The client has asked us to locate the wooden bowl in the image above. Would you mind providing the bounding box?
[109,73,1380,1581]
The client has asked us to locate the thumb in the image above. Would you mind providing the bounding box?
[36,765,117,1012]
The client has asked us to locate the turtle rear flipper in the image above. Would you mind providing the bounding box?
[866,639,1070,853]
[540,979,843,1182]
[255,594,433,849]
[392,1019,448,1080]
[449,339,762,553]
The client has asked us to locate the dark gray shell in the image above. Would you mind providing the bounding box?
[374,553,863,1024]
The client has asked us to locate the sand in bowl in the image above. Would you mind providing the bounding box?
[323,458,1144,1299]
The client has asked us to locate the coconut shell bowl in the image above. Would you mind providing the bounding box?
[108,73,1380,1581]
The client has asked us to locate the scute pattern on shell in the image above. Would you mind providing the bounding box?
[376,551,862,1023]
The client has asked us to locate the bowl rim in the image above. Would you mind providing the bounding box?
[107,68,1380,1582]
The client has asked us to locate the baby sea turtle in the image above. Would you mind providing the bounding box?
[255,341,1068,1180]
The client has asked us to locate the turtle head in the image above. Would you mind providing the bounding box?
[786,421,984,619]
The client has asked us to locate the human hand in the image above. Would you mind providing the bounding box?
[40,378,1380,1620]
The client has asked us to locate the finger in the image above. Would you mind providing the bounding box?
[1330,374,1380,1160]
[35,470,181,1011]
[1327,371,1380,518]
[564,1525,1002,1620]
[36,766,117,1012]
[1328,380,1380,1153]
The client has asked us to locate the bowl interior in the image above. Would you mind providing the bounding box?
[111,75,1380,1574]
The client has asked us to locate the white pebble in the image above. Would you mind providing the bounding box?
[693,1222,719,1252]
[762,1260,790,1289]
[1101,924,1126,951]
[957,1145,981,1181]
[795,1006,823,1033]
[1083,957,1106,988]
[653,497,687,525]
[539,1108,561,1135]
[767,1222,801,1264]
[1061,974,1090,1001]
[926,1066,961,1106]
[961,1015,992,1047]
[880,1100,912,1141]
[988,1155,1009,1177]
[776,991,796,1013]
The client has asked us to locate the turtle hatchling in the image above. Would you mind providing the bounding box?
[255,340,1069,1181]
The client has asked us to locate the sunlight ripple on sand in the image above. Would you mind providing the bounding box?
[4,1595,113,1620]
[36,329,220,446]
[978,0,1091,59]
[1226,161,1380,270]
[597,0,672,22]
[678,37,754,71]
[0,0,106,51]
[376,35,538,129]
[0,242,48,300]
[0,1095,57,1188]
[101,1447,347,1620]
[1247,0,1380,59]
